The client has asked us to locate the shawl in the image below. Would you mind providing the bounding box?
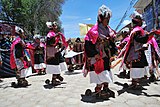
[148,35,160,58]
[47,30,68,48]
[10,37,21,69]
[10,37,31,69]
[83,23,116,75]
[119,26,145,68]
[85,23,116,44]
[121,36,130,44]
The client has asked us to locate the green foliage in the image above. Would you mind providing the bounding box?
[0,0,65,38]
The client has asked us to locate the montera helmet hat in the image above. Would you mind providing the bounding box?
[33,34,41,40]
[46,21,58,28]
[15,26,24,34]
[98,5,112,22]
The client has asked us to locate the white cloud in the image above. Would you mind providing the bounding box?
[122,20,131,25]
[84,18,92,21]
[63,15,79,20]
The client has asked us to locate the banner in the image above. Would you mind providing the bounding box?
[79,23,94,36]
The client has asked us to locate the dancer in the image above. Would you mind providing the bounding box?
[83,5,116,98]
[10,26,32,87]
[33,34,46,75]
[45,21,68,85]
[65,39,75,72]
[118,28,130,78]
[145,37,160,81]
[121,15,156,89]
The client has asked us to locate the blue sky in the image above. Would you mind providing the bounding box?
[60,0,137,39]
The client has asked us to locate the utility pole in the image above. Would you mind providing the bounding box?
[115,0,136,31]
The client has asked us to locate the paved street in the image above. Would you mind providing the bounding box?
[0,64,160,107]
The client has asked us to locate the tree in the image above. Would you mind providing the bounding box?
[0,0,65,38]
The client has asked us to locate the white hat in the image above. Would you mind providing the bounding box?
[46,22,53,28]
[130,11,143,19]
[46,21,58,28]
[33,34,41,40]
[15,26,24,34]
[40,38,45,42]
[121,27,129,33]
[98,5,112,18]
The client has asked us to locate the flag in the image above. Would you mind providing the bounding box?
[79,23,94,36]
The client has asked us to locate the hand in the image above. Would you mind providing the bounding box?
[0,61,2,66]
[149,30,156,36]
[20,57,24,61]
[57,32,62,36]
[55,32,60,37]
[87,57,91,62]
[95,54,100,60]
[110,56,115,62]
[144,31,149,34]
[126,64,130,69]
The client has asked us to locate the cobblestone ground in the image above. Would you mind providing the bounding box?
[0,64,160,107]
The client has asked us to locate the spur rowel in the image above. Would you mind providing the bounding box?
[100,90,110,99]
[108,90,115,98]
[45,79,50,85]
[85,89,92,96]
[11,82,16,87]
[123,83,129,88]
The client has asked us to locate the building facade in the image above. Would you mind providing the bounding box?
[134,0,160,31]
[134,0,160,45]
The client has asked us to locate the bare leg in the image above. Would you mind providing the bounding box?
[95,84,102,92]
[52,74,60,85]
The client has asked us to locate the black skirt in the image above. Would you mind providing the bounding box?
[46,52,65,65]
[131,51,148,68]
[34,54,44,64]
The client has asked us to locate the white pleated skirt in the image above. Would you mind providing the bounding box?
[20,67,32,78]
[34,63,46,69]
[89,70,113,84]
[130,68,145,78]
[144,66,150,77]
[46,62,68,74]
[59,62,68,72]
[46,65,61,74]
